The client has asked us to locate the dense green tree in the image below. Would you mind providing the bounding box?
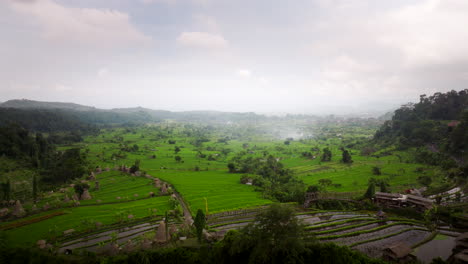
[321,147,332,162]
[364,182,375,199]
[341,149,353,164]
[318,178,332,187]
[228,204,306,264]
[373,90,468,171]
[32,174,38,202]
[73,183,90,197]
[307,185,319,193]
[417,175,432,187]
[194,209,206,242]
[372,167,381,175]
[130,159,140,173]
[1,179,11,201]
[44,148,87,183]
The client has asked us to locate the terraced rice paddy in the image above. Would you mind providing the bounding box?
[206,209,448,259]
[0,171,170,246]
[58,219,171,253]
[151,170,272,214]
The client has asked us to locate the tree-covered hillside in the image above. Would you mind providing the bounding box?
[373,89,467,176]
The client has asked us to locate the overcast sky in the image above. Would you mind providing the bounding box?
[1,0,467,114]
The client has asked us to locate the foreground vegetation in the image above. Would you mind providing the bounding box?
[0,90,466,263]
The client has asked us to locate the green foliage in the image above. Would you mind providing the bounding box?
[417,175,432,186]
[227,154,305,203]
[368,178,390,193]
[364,182,375,199]
[341,149,353,164]
[0,108,97,135]
[194,209,206,242]
[43,148,87,184]
[306,185,319,193]
[130,159,140,173]
[1,179,11,200]
[32,174,38,202]
[318,178,332,187]
[371,166,381,175]
[74,182,90,196]
[373,90,468,172]
[226,204,306,264]
[321,147,332,162]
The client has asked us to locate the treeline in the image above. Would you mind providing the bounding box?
[373,90,468,170]
[0,107,159,132]
[228,154,306,203]
[0,124,87,187]
[0,108,96,134]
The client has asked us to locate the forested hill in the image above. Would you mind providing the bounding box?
[0,99,267,125]
[374,89,468,165]
[0,108,97,133]
[0,99,97,111]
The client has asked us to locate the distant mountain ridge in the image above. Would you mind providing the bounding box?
[0,99,97,111]
[0,99,268,126]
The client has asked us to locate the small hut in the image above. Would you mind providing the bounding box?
[154,178,161,188]
[382,242,415,262]
[155,221,168,243]
[376,210,387,220]
[80,189,92,200]
[12,200,26,217]
[160,184,168,195]
[452,249,468,264]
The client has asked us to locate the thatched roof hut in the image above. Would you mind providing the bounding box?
[160,184,168,195]
[453,249,468,263]
[80,189,92,200]
[12,200,26,218]
[406,194,433,209]
[382,242,414,261]
[155,221,167,243]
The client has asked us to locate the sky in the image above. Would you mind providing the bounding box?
[1,0,468,114]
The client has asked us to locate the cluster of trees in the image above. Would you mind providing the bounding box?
[229,154,305,203]
[320,148,332,161]
[364,178,390,198]
[0,108,97,135]
[373,90,468,184]
[0,124,88,200]
[374,90,467,158]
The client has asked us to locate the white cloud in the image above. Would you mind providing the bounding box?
[98,68,110,78]
[258,77,269,85]
[54,84,73,92]
[377,0,468,66]
[237,69,251,78]
[140,0,209,5]
[192,14,220,33]
[141,0,176,4]
[177,32,228,49]
[8,0,151,48]
[306,0,468,102]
